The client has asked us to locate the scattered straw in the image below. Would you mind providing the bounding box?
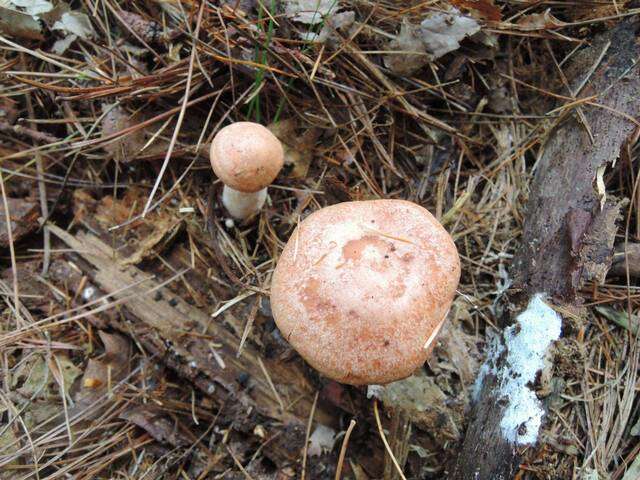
[301,391,319,480]
[334,419,357,480]
[374,400,407,480]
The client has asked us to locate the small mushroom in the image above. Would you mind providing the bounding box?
[210,122,284,221]
[270,200,460,385]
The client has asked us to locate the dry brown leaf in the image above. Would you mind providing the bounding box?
[370,371,462,439]
[119,216,182,266]
[119,10,179,44]
[450,0,501,21]
[94,193,135,226]
[0,6,45,40]
[12,353,81,399]
[514,9,566,31]
[385,21,427,75]
[420,7,480,58]
[72,188,182,265]
[74,331,132,410]
[71,189,98,226]
[435,319,480,386]
[268,119,320,178]
[1,260,51,310]
[101,105,148,162]
[568,2,629,23]
[0,197,39,247]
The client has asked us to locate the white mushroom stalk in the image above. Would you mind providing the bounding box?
[221,186,267,221]
[210,122,284,222]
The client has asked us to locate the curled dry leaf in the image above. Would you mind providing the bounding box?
[307,424,336,457]
[120,405,189,447]
[94,189,182,265]
[52,34,76,54]
[385,7,481,75]
[514,9,566,31]
[420,7,481,59]
[101,104,147,162]
[385,21,429,76]
[52,10,94,38]
[101,104,169,162]
[433,319,481,387]
[2,0,95,42]
[370,304,480,442]
[74,331,132,411]
[118,215,182,266]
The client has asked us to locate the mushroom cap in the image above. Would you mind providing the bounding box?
[270,200,460,385]
[210,122,284,193]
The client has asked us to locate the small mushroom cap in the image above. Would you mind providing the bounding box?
[270,200,460,385]
[210,122,284,193]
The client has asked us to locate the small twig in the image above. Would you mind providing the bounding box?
[0,121,60,144]
[237,297,259,357]
[226,445,255,480]
[257,357,284,411]
[301,391,319,480]
[20,53,52,276]
[0,169,22,327]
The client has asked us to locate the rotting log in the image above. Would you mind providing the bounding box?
[47,225,334,447]
[448,18,640,480]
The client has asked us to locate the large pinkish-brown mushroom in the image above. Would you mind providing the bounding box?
[270,200,460,385]
[210,122,284,221]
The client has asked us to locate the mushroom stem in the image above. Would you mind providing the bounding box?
[222,185,267,220]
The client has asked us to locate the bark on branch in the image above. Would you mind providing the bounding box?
[449,18,640,480]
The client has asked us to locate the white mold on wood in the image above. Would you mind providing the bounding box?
[473,294,562,445]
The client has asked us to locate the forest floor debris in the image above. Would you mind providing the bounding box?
[1,1,640,478]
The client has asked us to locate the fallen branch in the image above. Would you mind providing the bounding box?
[449,18,640,480]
